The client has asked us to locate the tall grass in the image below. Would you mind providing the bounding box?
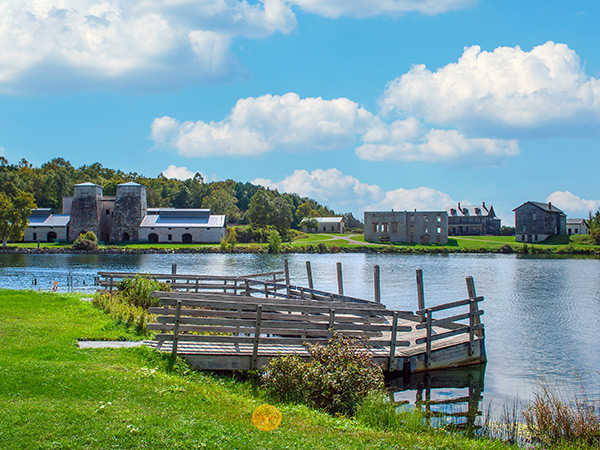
[523,383,600,447]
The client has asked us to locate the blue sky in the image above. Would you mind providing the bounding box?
[1,0,599,225]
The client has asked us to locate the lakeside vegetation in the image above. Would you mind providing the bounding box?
[3,233,600,256]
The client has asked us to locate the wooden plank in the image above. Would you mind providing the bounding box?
[154,290,390,311]
[172,300,182,356]
[416,296,483,314]
[148,308,390,325]
[415,324,484,345]
[415,310,484,330]
[252,305,262,369]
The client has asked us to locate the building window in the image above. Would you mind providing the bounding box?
[424,216,429,223]
[106,209,110,215]
[437,227,441,234]
[168,234,172,241]
[437,216,441,223]
[533,213,537,220]
[168,227,172,230]
[410,226,414,234]
[372,223,378,233]
[391,222,398,233]
[424,227,428,234]
[410,215,415,222]
[331,226,334,231]
[33,233,37,241]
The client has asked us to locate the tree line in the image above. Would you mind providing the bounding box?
[0,157,361,244]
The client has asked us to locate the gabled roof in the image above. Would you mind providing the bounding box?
[567,218,589,226]
[446,203,497,217]
[74,182,100,187]
[513,201,565,215]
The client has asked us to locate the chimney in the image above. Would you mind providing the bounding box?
[458,202,461,211]
[548,202,552,210]
[482,201,486,209]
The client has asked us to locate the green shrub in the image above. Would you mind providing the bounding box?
[92,292,153,334]
[261,333,384,415]
[72,231,99,250]
[117,274,172,309]
[267,229,282,253]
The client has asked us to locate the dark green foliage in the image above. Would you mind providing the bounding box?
[500,226,515,236]
[117,273,172,309]
[71,231,99,250]
[261,333,384,415]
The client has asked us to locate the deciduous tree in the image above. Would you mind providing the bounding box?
[0,191,36,247]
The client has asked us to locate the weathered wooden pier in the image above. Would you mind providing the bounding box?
[97,261,486,374]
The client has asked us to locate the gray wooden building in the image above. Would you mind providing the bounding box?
[446,202,501,236]
[513,201,566,243]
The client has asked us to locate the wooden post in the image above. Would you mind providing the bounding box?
[284,259,291,299]
[109,276,113,295]
[374,265,381,303]
[172,300,182,357]
[468,299,475,356]
[171,264,177,274]
[245,279,251,296]
[327,308,336,340]
[195,278,199,293]
[233,279,238,296]
[252,305,263,369]
[388,311,398,370]
[425,308,432,367]
[223,280,227,294]
[264,281,269,298]
[305,261,315,299]
[466,276,483,337]
[416,269,425,320]
[336,262,343,296]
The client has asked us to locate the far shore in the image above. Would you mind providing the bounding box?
[2,233,600,257]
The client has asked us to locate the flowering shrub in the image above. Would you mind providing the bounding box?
[261,333,384,415]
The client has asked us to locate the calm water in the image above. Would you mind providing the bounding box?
[1,252,599,417]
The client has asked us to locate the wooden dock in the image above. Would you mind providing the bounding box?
[97,262,486,374]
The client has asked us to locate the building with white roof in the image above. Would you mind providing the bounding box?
[24,182,226,244]
[566,218,589,236]
[301,217,346,233]
[23,209,70,242]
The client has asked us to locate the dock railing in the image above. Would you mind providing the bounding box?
[147,291,414,370]
[415,295,484,367]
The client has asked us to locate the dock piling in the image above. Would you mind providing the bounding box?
[336,262,344,296]
[374,265,381,303]
[416,269,425,321]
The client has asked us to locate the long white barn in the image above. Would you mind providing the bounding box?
[24,182,226,244]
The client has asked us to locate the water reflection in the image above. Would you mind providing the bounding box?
[388,365,486,430]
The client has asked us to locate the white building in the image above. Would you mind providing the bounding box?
[566,219,589,235]
[23,209,70,242]
[302,217,346,233]
[139,209,226,244]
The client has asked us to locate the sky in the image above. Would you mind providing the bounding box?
[1,0,599,226]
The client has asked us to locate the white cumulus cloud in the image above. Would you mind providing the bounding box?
[380,41,600,136]
[253,168,454,214]
[287,0,477,18]
[0,0,296,94]
[151,92,518,165]
[151,93,374,157]
[357,118,519,162]
[547,191,600,216]
[162,165,206,181]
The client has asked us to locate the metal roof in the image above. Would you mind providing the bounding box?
[513,201,565,215]
[306,217,344,224]
[28,214,70,227]
[140,212,225,228]
[118,181,144,187]
[74,182,100,187]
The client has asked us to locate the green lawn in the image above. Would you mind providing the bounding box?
[0,289,521,450]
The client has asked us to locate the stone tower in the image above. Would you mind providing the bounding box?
[111,182,147,242]
[68,182,103,241]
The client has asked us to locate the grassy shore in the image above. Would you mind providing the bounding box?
[0,289,523,450]
[4,234,600,255]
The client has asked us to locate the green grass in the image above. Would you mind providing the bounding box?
[5,233,600,256]
[0,289,522,450]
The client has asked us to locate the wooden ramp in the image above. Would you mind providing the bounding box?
[98,265,486,374]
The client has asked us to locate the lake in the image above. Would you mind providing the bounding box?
[1,252,599,420]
